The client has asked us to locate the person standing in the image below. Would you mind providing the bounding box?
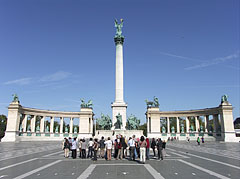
[201,136,204,143]
[93,138,98,161]
[146,138,150,160]
[99,136,105,158]
[78,139,82,158]
[128,136,136,161]
[81,138,87,159]
[104,137,113,160]
[156,138,163,160]
[117,136,122,160]
[162,140,167,157]
[139,136,147,164]
[87,138,94,158]
[197,137,200,145]
[114,135,119,159]
[63,138,70,158]
[121,136,127,158]
[151,138,156,157]
[71,137,77,159]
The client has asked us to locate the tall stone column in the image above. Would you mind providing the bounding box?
[50,117,54,133]
[167,117,170,133]
[70,117,73,134]
[176,117,180,133]
[111,21,127,130]
[60,117,63,133]
[23,114,28,132]
[213,114,218,133]
[147,117,150,134]
[31,115,36,132]
[195,116,199,132]
[40,116,45,133]
[186,117,190,133]
[204,116,207,132]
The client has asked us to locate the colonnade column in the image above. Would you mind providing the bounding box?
[50,117,54,133]
[31,115,36,132]
[147,117,150,134]
[167,117,170,133]
[60,117,63,133]
[40,116,45,133]
[186,117,189,133]
[23,114,28,132]
[70,117,73,134]
[78,118,81,133]
[195,116,199,132]
[90,117,93,133]
[204,116,207,132]
[176,117,180,133]
[213,114,218,133]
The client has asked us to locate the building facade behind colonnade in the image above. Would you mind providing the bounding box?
[146,96,239,142]
[2,99,94,142]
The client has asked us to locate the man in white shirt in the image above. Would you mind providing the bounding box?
[104,137,113,160]
[128,136,135,161]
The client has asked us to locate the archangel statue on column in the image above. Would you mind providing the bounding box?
[115,18,124,37]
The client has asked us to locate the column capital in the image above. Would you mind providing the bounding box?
[114,36,124,45]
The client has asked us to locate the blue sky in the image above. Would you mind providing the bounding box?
[0,0,239,124]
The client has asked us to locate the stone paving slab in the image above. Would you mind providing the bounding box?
[0,141,239,179]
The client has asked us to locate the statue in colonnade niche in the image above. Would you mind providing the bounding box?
[19,124,23,132]
[181,125,185,133]
[200,125,204,133]
[127,114,140,130]
[45,126,49,133]
[80,98,93,108]
[221,95,228,103]
[190,125,194,132]
[65,126,69,133]
[96,114,112,130]
[36,125,40,132]
[12,93,19,102]
[114,113,122,129]
[74,126,78,133]
[27,125,31,132]
[55,126,59,133]
[162,126,166,133]
[171,126,175,133]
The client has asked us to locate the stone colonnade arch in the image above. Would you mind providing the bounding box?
[146,101,237,142]
[2,101,94,142]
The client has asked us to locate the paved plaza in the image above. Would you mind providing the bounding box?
[0,141,239,179]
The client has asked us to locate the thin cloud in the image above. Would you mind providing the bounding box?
[4,78,32,85]
[158,51,201,62]
[184,51,239,70]
[40,71,71,82]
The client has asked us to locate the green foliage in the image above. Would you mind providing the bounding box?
[0,114,7,138]
[139,123,147,136]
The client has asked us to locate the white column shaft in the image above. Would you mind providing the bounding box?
[31,116,36,132]
[60,117,63,133]
[176,117,180,133]
[70,117,73,133]
[23,115,28,132]
[186,117,189,133]
[167,117,170,133]
[50,117,54,133]
[195,116,199,132]
[115,43,124,103]
[40,116,45,133]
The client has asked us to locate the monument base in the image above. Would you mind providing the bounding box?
[96,129,143,139]
[1,131,20,142]
[111,102,127,130]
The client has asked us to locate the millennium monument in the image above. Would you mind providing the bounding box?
[1,20,239,142]
[111,19,127,130]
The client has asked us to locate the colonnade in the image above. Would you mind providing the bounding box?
[146,101,237,142]
[2,101,94,142]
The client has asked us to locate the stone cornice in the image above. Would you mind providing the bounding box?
[18,106,93,118]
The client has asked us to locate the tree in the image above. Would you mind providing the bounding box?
[0,114,7,139]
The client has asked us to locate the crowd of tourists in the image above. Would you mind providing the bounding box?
[62,135,167,163]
